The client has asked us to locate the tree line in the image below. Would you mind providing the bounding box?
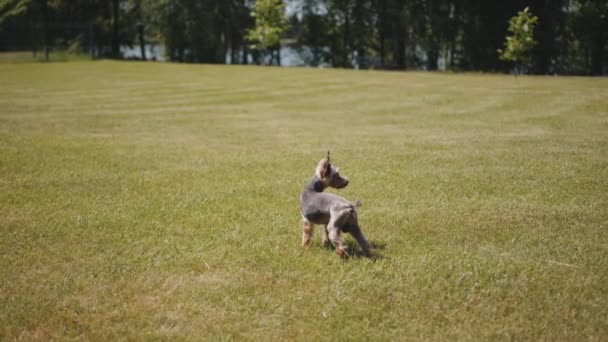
[0,0,606,75]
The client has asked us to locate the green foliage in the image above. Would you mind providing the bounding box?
[0,0,29,25]
[498,7,539,71]
[0,1,606,74]
[246,0,287,51]
[141,0,252,63]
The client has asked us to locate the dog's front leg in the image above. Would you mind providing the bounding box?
[321,225,330,246]
[301,219,314,247]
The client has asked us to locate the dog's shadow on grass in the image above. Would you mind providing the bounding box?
[342,239,387,261]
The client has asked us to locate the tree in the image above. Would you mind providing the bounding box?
[111,0,121,58]
[529,0,569,74]
[0,0,29,24]
[498,7,539,74]
[350,0,372,68]
[570,0,608,75]
[325,0,353,67]
[294,0,331,66]
[380,0,413,70]
[0,0,53,61]
[146,0,244,63]
[420,0,450,70]
[247,0,288,65]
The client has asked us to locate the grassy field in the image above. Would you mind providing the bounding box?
[1,61,607,340]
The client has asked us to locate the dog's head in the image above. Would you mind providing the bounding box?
[315,152,349,189]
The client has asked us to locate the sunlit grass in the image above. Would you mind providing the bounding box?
[0,61,607,339]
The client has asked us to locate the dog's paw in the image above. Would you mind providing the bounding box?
[336,247,348,258]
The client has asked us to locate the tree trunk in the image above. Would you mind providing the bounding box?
[242,43,249,64]
[427,44,439,70]
[585,47,590,75]
[379,32,385,68]
[41,0,49,61]
[178,47,184,62]
[396,9,407,70]
[111,0,120,59]
[27,10,36,58]
[396,34,405,69]
[231,32,239,65]
[378,0,386,68]
[410,28,416,68]
[425,0,438,70]
[590,32,606,75]
[343,3,351,67]
[89,23,95,59]
[137,24,146,60]
[449,1,457,69]
[224,26,231,64]
[590,45,604,75]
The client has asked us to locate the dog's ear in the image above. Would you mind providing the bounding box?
[316,157,331,179]
[319,150,331,178]
[320,159,330,178]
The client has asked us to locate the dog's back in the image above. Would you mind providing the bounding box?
[300,189,351,225]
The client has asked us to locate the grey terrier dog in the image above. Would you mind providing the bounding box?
[299,152,371,258]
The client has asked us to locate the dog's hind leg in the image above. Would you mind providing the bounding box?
[327,223,347,257]
[348,224,371,257]
[301,219,314,247]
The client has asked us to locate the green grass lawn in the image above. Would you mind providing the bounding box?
[1,61,607,340]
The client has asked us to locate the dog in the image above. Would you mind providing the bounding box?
[299,152,371,258]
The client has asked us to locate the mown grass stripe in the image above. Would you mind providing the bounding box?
[0,61,607,340]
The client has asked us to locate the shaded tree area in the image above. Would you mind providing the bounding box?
[287,0,607,74]
[0,0,150,60]
[0,0,253,63]
[0,0,606,74]
[146,0,252,63]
